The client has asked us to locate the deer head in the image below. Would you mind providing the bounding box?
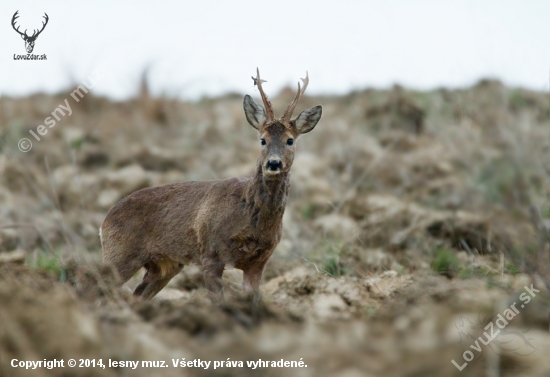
[244,68,322,178]
[12,11,49,54]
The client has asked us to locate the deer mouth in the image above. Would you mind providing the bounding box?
[264,166,282,177]
[264,159,283,176]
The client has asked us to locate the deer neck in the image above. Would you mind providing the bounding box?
[245,161,290,230]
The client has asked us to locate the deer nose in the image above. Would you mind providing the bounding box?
[266,159,282,171]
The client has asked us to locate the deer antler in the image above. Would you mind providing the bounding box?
[281,72,309,123]
[30,13,49,39]
[253,68,274,122]
[11,11,26,37]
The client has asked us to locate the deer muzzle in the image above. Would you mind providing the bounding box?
[265,159,283,175]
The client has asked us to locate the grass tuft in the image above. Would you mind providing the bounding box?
[430,247,459,278]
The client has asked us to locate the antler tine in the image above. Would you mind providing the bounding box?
[254,68,274,122]
[11,11,26,37]
[33,13,49,38]
[282,71,309,122]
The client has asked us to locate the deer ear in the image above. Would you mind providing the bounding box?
[20,34,25,40]
[243,95,267,130]
[293,105,322,134]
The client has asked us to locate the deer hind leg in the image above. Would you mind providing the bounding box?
[133,259,183,301]
[104,250,146,285]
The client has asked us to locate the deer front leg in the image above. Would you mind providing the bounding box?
[202,258,225,302]
[242,263,265,298]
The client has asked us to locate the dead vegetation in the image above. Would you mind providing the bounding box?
[1,78,550,376]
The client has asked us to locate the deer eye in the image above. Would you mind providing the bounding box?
[260,139,266,146]
[287,138,294,146]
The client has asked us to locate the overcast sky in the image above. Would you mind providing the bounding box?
[1,0,549,100]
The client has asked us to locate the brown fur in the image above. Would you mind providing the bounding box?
[101,71,322,301]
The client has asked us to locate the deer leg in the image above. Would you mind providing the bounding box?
[133,260,183,301]
[116,261,144,284]
[202,258,225,302]
[242,263,265,302]
[243,263,265,291]
[139,272,180,301]
[104,249,145,285]
[133,268,152,297]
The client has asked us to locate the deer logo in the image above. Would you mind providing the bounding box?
[455,313,538,369]
[11,11,49,54]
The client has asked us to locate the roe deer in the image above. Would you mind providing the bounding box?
[100,69,322,301]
